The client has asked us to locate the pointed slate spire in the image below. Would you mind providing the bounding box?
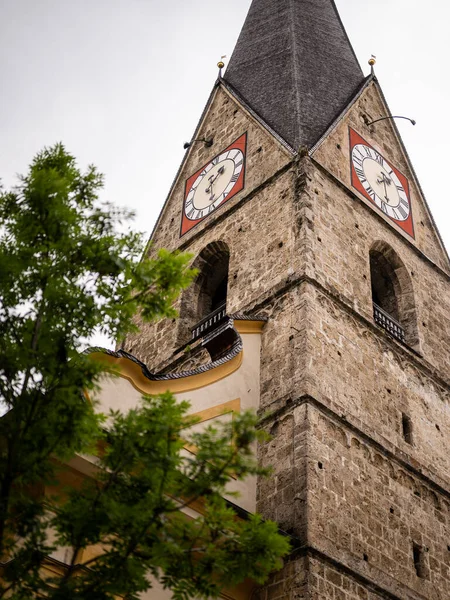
[224,0,365,150]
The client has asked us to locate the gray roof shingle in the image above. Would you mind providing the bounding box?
[224,0,365,150]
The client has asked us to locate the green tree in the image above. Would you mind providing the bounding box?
[0,145,290,600]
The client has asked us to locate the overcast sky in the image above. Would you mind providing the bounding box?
[1,0,449,261]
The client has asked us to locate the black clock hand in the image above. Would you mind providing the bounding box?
[205,175,215,195]
[382,178,388,201]
[205,167,225,192]
[206,174,218,201]
[377,172,392,202]
[205,166,225,198]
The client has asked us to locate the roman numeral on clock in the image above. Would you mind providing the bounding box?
[367,187,376,201]
[397,205,407,219]
[354,166,365,180]
[182,142,246,235]
[349,132,413,236]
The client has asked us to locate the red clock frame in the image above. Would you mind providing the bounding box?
[180,133,247,237]
[349,128,414,239]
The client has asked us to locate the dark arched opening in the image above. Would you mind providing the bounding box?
[369,242,419,349]
[177,241,230,346]
[211,275,228,312]
[370,251,400,322]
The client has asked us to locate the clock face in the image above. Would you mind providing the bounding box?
[185,149,244,219]
[349,128,414,239]
[351,144,410,221]
[180,133,247,236]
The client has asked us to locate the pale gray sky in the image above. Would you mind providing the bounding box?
[1,0,449,259]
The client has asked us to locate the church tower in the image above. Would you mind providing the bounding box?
[123,1,450,597]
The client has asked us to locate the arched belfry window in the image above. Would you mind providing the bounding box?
[177,241,230,345]
[370,253,400,323]
[369,242,419,349]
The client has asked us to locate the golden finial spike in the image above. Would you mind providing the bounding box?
[368,55,376,75]
[217,56,226,77]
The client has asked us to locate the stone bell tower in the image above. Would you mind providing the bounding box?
[124,0,450,598]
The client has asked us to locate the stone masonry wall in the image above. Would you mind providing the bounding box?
[152,86,291,252]
[304,158,450,377]
[313,80,449,273]
[308,404,450,598]
[257,402,308,537]
[124,84,296,369]
[307,556,387,600]
[255,274,450,491]
[253,556,308,600]
[124,76,450,600]
[258,395,450,599]
[254,554,389,600]
[252,242,450,599]
[303,284,450,487]
[125,165,297,369]
[310,80,450,377]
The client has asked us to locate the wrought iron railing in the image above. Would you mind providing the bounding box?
[373,303,405,343]
[191,303,227,341]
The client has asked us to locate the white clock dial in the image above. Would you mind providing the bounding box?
[351,144,410,222]
[184,149,244,221]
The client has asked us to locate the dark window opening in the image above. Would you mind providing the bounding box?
[196,257,229,324]
[413,543,428,579]
[368,244,419,346]
[177,241,230,346]
[402,413,413,445]
[211,275,228,313]
[370,250,400,322]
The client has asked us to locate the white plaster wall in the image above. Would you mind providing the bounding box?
[93,332,261,513]
[139,577,173,600]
